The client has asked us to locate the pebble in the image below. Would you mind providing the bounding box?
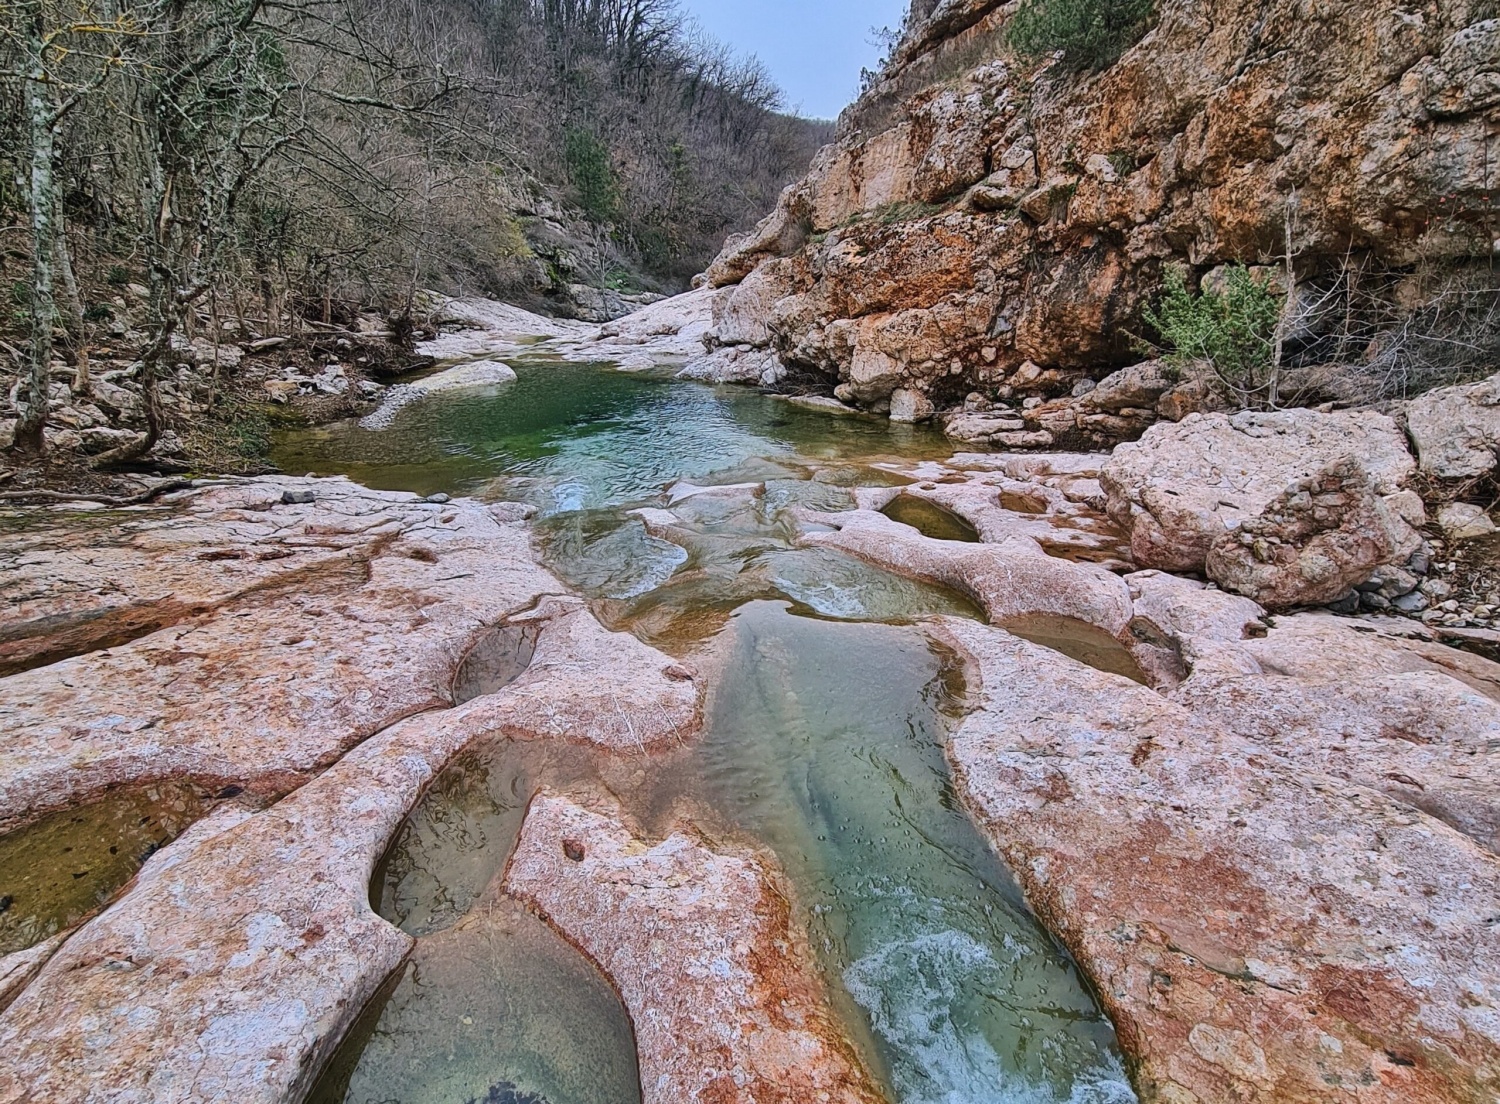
[425,493,452,505]
[281,490,315,505]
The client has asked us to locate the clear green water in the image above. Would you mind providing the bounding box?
[0,784,207,956]
[273,361,954,508]
[282,360,1134,1104]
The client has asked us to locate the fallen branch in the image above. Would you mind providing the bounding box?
[0,479,193,506]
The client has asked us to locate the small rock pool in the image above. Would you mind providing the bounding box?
[280,360,1135,1104]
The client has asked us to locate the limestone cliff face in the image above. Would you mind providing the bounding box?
[703,0,1498,432]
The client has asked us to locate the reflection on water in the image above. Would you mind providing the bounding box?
[883,494,983,543]
[273,361,954,508]
[313,741,646,1104]
[319,605,1131,1104]
[280,360,1134,1104]
[1001,615,1150,687]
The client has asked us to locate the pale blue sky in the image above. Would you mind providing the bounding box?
[680,0,911,120]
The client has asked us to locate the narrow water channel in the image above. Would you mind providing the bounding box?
[282,360,1135,1104]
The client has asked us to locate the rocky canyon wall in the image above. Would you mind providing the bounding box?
[699,0,1498,440]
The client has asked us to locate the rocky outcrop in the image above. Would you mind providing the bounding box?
[1405,370,1500,481]
[504,792,882,1104]
[1204,458,1405,610]
[0,478,704,1102]
[936,615,1500,1104]
[690,0,1496,430]
[0,478,698,831]
[1102,411,1420,600]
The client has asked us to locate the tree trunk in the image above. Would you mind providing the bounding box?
[13,0,58,455]
[56,210,91,396]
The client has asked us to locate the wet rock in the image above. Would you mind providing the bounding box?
[667,480,763,506]
[1102,411,1416,574]
[488,501,538,524]
[1204,458,1405,610]
[851,465,1130,565]
[504,792,881,1104]
[1406,372,1500,480]
[783,395,863,416]
[935,615,1500,1104]
[799,508,1137,642]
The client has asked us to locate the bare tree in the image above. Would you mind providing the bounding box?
[4,0,129,453]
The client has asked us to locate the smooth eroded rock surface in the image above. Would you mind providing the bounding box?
[936,615,1500,1104]
[0,478,566,831]
[0,497,701,1101]
[504,791,881,1104]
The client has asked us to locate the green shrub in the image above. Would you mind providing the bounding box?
[564,128,620,225]
[106,265,132,286]
[1144,264,1283,386]
[1007,0,1155,72]
[84,303,114,323]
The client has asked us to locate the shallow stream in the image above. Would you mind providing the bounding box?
[280,360,1135,1104]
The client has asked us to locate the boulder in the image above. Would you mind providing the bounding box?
[1076,360,1173,413]
[1204,458,1404,610]
[888,388,935,423]
[1406,372,1500,480]
[1437,501,1498,541]
[1103,411,1417,573]
[503,792,881,1104]
[710,261,794,347]
[677,345,783,385]
[845,344,903,404]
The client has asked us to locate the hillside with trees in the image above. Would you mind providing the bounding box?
[0,0,829,466]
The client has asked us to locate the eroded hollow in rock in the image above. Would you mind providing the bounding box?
[452,623,540,705]
[334,740,644,1104]
[0,783,207,955]
[1001,614,1152,686]
[881,494,982,543]
[999,489,1050,515]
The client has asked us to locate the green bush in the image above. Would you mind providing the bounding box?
[1144,264,1283,386]
[1007,0,1155,71]
[564,128,620,225]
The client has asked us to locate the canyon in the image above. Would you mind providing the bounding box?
[2,1,1499,1103]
